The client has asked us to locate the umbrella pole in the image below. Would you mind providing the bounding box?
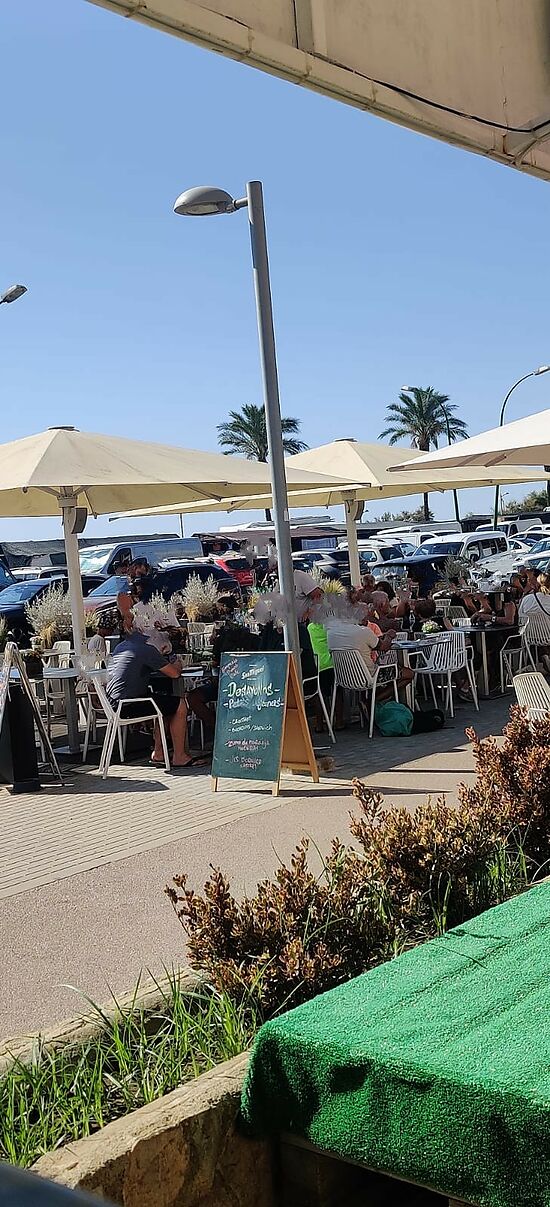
[61,500,86,655]
[345,501,361,587]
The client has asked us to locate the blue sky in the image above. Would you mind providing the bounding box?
[1,0,549,539]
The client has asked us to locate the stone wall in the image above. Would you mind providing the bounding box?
[33,1052,274,1207]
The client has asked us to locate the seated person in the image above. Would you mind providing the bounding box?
[186,608,260,740]
[87,609,118,664]
[326,611,413,702]
[326,612,393,675]
[106,624,204,770]
[411,598,448,634]
[519,571,550,619]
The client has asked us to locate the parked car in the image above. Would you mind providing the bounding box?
[79,536,203,580]
[0,578,69,644]
[411,531,509,563]
[209,553,254,587]
[512,537,550,573]
[84,560,241,617]
[372,554,455,595]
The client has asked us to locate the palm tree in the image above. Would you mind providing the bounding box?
[379,386,468,522]
[217,403,308,519]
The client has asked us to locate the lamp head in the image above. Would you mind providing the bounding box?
[173,186,236,217]
[1,284,27,304]
[535,365,550,375]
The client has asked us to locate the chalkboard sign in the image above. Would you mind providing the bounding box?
[211,651,318,795]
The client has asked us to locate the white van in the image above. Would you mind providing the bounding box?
[415,531,509,563]
[79,537,203,580]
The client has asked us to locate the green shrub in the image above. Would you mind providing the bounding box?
[168,708,550,1014]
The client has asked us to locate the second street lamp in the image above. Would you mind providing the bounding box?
[173,182,301,669]
[0,284,27,305]
[493,366,550,528]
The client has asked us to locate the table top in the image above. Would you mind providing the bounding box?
[42,667,78,680]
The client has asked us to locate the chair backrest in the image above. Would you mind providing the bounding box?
[331,648,375,691]
[522,610,550,646]
[448,606,468,619]
[434,600,451,616]
[420,630,467,672]
[87,674,116,721]
[452,616,472,627]
[187,622,206,634]
[513,671,550,720]
[52,640,72,668]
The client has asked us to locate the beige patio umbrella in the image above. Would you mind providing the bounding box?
[0,426,349,650]
[111,439,550,585]
[388,408,550,470]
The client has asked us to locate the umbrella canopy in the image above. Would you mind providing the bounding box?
[0,427,348,516]
[388,409,550,471]
[110,439,550,515]
[0,426,348,649]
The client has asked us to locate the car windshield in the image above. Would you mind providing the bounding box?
[413,540,462,558]
[0,582,49,603]
[529,539,550,554]
[80,547,114,573]
[87,575,129,596]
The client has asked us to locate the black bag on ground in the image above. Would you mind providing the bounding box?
[411,708,445,733]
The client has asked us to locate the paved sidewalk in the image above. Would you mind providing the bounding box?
[0,697,509,1038]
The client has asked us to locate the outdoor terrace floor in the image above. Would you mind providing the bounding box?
[0,694,510,1037]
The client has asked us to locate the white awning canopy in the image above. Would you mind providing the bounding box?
[90,0,550,182]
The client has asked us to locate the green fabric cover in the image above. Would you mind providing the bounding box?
[241,883,550,1207]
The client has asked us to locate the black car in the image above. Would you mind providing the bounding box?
[84,560,241,617]
[372,554,453,595]
[0,578,68,644]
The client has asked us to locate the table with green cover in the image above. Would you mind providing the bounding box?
[241,883,550,1207]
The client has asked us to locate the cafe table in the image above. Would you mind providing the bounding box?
[390,635,440,709]
[42,666,81,755]
[451,624,517,697]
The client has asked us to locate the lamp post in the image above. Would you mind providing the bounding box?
[173,183,301,667]
[493,366,550,529]
[0,284,27,305]
[401,386,461,523]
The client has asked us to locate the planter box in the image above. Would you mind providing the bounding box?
[33,1052,274,1207]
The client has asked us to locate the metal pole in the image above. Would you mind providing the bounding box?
[61,498,86,655]
[344,501,361,587]
[246,181,301,668]
[493,372,535,529]
[442,410,461,524]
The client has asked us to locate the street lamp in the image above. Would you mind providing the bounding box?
[173,182,301,667]
[493,366,550,528]
[0,284,27,305]
[401,385,461,523]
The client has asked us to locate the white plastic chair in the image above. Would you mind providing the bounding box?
[413,631,478,717]
[452,616,472,627]
[513,671,550,721]
[329,649,398,738]
[303,656,335,744]
[42,641,74,735]
[500,624,527,693]
[448,606,469,620]
[89,675,170,779]
[521,611,550,671]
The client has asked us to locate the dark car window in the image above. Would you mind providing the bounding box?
[0,582,55,604]
[87,575,130,597]
[0,565,14,590]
